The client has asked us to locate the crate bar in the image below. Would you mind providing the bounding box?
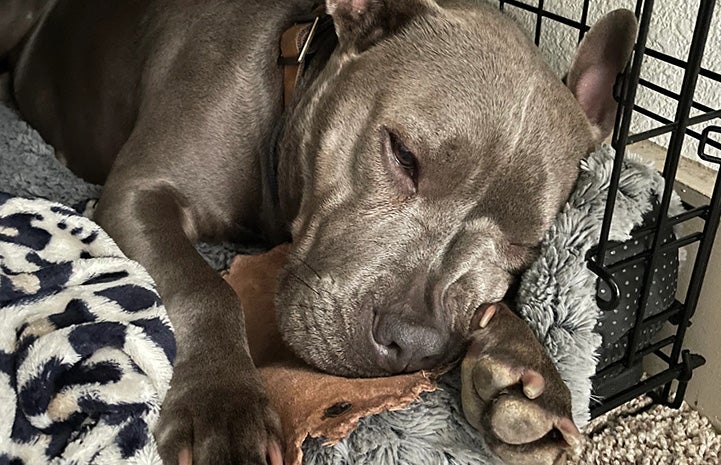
[604,232,702,273]
[608,1,644,142]
[593,0,655,269]
[632,205,709,237]
[534,0,544,45]
[638,336,676,358]
[500,0,589,31]
[626,0,716,368]
[634,0,644,17]
[591,353,704,417]
[628,105,721,150]
[628,109,721,146]
[605,232,703,273]
[654,349,672,364]
[578,0,591,42]
[663,232,705,251]
[667,352,706,408]
[663,158,721,399]
[641,301,683,328]
[645,48,721,83]
[638,78,717,114]
[594,336,677,381]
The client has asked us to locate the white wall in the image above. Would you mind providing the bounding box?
[495,0,721,169]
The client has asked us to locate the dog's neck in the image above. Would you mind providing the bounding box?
[259,11,338,244]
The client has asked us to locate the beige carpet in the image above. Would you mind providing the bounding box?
[569,396,721,464]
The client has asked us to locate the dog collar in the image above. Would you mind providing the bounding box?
[279,7,331,108]
[262,8,333,243]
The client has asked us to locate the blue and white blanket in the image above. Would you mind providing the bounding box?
[0,193,175,465]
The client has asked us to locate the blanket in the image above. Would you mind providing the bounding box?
[0,193,175,465]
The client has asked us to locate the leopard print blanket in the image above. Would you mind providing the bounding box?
[0,193,174,465]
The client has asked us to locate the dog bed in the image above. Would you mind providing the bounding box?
[0,101,679,464]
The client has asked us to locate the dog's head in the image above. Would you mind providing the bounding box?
[275,0,637,376]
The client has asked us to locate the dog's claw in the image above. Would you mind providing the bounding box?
[266,439,283,465]
[479,304,497,329]
[555,417,582,448]
[179,448,192,465]
[521,369,545,399]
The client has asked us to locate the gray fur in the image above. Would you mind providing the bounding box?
[273,1,597,376]
[301,148,676,465]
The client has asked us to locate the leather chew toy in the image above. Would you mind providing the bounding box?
[224,245,442,465]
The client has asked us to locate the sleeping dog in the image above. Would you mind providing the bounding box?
[1,1,636,464]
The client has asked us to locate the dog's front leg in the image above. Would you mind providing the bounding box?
[95,174,281,465]
[461,303,581,465]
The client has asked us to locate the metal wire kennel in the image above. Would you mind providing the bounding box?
[492,0,720,419]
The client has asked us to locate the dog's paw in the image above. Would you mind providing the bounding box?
[155,361,282,465]
[461,303,581,465]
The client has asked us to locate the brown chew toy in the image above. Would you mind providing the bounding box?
[224,245,440,465]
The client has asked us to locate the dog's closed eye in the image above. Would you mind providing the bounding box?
[382,127,419,195]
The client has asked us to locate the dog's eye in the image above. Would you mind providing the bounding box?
[389,131,419,185]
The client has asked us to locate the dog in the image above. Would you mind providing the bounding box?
[1,1,637,464]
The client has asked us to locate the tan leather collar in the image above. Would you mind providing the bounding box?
[279,9,328,108]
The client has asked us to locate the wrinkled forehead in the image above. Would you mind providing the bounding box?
[335,9,595,241]
[352,8,585,145]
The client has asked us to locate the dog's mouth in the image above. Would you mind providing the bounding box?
[277,291,461,377]
[276,254,475,377]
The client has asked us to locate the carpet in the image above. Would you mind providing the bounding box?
[570,396,721,464]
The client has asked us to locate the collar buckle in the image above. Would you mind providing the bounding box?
[280,11,327,108]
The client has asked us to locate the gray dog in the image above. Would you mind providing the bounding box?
[1,1,636,464]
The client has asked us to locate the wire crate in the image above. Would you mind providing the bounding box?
[492,0,720,418]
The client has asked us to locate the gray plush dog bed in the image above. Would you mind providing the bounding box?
[0,101,674,464]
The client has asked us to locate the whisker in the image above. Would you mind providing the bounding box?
[286,270,322,297]
[296,256,322,280]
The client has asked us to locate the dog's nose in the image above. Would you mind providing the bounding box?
[372,313,447,373]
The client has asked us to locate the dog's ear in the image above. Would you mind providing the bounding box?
[566,9,638,143]
[326,0,436,54]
